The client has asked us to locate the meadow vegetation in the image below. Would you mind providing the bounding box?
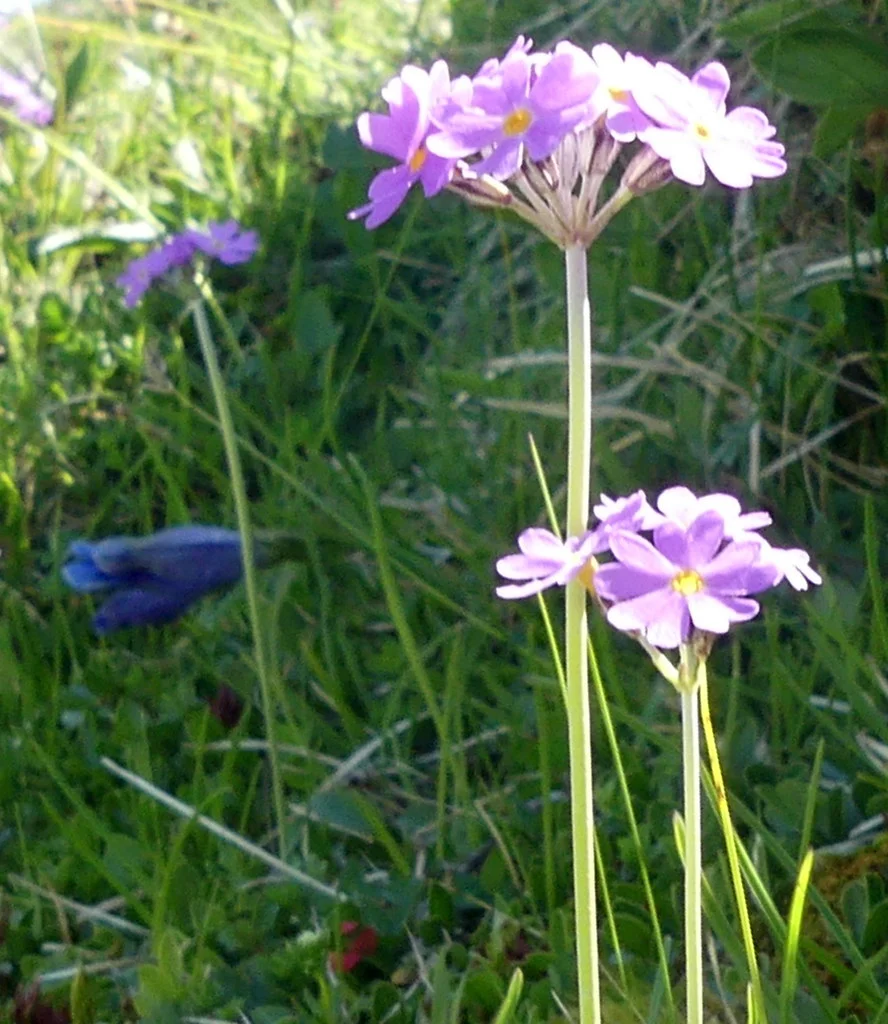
[1,0,887,1022]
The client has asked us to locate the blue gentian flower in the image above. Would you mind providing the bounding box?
[62,525,265,634]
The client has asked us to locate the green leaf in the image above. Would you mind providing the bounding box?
[492,968,524,1024]
[721,1,856,43]
[813,105,872,158]
[464,968,504,1013]
[65,43,93,113]
[862,897,888,956]
[70,969,97,1024]
[751,28,888,106]
[841,878,869,945]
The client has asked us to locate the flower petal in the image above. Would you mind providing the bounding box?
[594,562,672,602]
[608,529,677,578]
[496,574,559,600]
[93,585,203,634]
[691,62,730,112]
[607,587,689,648]
[684,510,726,568]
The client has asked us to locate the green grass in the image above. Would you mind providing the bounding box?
[2,0,888,1022]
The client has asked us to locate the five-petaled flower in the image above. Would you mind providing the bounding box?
[427,41,599,180]
[347,61,461,229]
[632,61,787,188]
[496,527,602,600]
[594,510,782,649]
[62,525,265,634]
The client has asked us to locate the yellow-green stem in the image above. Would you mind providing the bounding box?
[193,299,287,861]
[564,244,600,1024]
[698,666,765,1018]
[679,644,703,1024]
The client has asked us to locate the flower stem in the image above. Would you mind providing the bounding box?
[698,665,766,1019]
[193,299,287,861]
[564,244,600,1024]
[679,644,703,1024]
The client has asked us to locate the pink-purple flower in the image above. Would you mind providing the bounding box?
[595,510,782,649]
[587,45,651,142]
[116,220,258,307]
[496,527,602,599]
[427,40,600,180]
[348,60,461,229]
[631,61,787,188]
[0,68,53,126]
[646,485,772,538]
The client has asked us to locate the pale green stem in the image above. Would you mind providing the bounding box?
[564,244,600,1024]
[698,665,766,1019]
[192,300,287,861]
[679,643,703,1024]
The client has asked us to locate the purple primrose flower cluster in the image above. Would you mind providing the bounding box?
[497,487,820,650]
[350,37,787,234]
[116,219,259,307]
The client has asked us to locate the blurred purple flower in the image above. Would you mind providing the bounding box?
[116,220,257,306]
[631,60,787,187]
[348,60,461,229]
[116,248,176,308]
[187,219,259,265]
[595,510,783,648]
[496,527,602,599]
[159,232,201,267]
[62,525,266,634]
[427,40,600,180]
[0,68,52,126]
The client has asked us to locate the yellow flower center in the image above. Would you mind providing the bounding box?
[608,86,629,103]
[671,569,703,595]
[409,147,427,173]
[577,559,598,594]
[503,107,533,137]
[693,121,711,141]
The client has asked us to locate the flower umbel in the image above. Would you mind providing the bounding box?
[62,525,267,634]
[427,41,599,180]
[350,39,786,246]
[498,487,821,648]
